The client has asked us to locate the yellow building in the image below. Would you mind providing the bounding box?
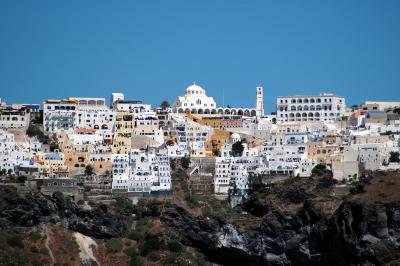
[35,152,69,177]
[112,112,134,154]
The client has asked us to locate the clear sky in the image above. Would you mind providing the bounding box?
[1,0,399,112]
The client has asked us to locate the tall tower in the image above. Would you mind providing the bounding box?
[256,86,264,117]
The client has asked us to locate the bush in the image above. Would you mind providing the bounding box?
[113,197,135,213]
[212,148,221,157]
[106,238,124,253]
[148,251,161,261]
[29,231,43,241]
[124,246,138,258]
[167,240,183,253]
[128,231,143,241]
[30,246,39,253]
[17,175,27,183]
[180,157,191,169]
[231,141,244,157]
[140,238,161,256]
[129,256,143,266]
[39,247,49,255]
[7,235,24,249]
[312,164,328,176]
[389,151,400,163]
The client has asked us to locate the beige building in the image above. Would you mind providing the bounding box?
[112,112,134,154]
[362,101,400,111]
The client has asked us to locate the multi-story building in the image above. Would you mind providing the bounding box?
[133,111,164,147]
[112,112,134,154]
[276,93,346,122]
[0,130,30,173]
[111,149,171,193]
[112,98,152,114]
[75,97,115,130]
[214,157,249,194]
[0,103,38,129]
[185,122,211,157]
[43,99,77,132]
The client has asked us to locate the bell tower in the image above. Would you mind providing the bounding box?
[256,86,264,117]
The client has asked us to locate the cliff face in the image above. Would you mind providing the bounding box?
[1,171,400,266]
[0,187,126,238]
[160,201,400,266]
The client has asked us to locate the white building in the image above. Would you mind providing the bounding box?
[214,157,250,194]
[113,98,152,114]
[0,104,38,129]
[173,83,258,116]
[0,130,30,173]
[111,149,171,193]
[276,93,346,123]
[43,99,77,132]
[173,83,217,114]
[75,98,115,130]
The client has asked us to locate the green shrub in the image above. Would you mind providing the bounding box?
[180,157,191,169]
[106,238,124,253]
[167,240,183,253]
[389,151,400,163]
[311,164,328,176]
[39,247,49,255]
[7,235,24,249]
[124,246,137,258]
[30,246,39,253]
[29,231,43,241]
[128,231,143,241]
[129,256,143,266]
[31,259,44,266]
[140,238,161,256]
[16,175,27,183]
[148,251,161,261]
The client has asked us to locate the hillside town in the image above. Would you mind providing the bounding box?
[1,83,399,203]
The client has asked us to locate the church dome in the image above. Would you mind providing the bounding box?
[230,133,241,140]
[185,82,205,95]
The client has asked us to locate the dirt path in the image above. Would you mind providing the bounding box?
[73,232,99,265]
[43,225,55,264]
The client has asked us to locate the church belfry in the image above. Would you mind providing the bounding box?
[256,86,264,117]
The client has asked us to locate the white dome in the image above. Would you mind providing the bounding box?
[185,83,205,94]
[230,133,241,140]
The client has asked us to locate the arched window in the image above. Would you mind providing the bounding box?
[303,105,309,111]
[297,106,302,111]
[291,106,296,111]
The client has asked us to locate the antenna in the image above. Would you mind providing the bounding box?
[222,88,225,107]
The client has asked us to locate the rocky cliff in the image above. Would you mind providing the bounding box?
[161,200,400,265]
[0,187,126,238]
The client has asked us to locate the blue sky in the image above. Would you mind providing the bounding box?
[0,0,399,112]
